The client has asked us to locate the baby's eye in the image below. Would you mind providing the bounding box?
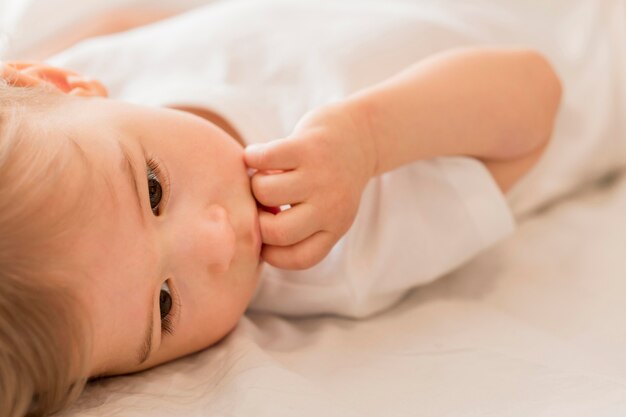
[159,281,177,337]
[147,169,162,215]
[159,281,172,318]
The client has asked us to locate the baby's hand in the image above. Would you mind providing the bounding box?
[244,102,377,270]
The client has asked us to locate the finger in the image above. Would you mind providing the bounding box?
[244,138,302,171]
[258,203,320,246]
[261,230,336,270]
[251,170,310,207]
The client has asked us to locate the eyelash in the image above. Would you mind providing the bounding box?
[162,313,174,336]
[161,283,181,337]
[146,157,170,216]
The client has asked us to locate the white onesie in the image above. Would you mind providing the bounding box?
[46,0,625,317]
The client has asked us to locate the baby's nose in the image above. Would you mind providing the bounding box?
[198,204,236,274]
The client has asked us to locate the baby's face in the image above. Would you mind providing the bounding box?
[52,95,263,377]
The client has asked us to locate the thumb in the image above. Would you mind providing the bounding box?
[243,143,268,169]
[244,138,300,171]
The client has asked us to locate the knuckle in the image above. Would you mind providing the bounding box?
[298,135,314,152]
[314,133,334,158]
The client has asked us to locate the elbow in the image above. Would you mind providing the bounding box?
[521,49,563,153]
[497,49,562,160]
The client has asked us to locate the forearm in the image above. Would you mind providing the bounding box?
[344,47,562,177]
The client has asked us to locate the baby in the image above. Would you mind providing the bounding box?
[0,45,560,416]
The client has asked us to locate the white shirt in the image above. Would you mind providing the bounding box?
[48,0,622,317]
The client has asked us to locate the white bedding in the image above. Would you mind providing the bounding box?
[2,0,626,415]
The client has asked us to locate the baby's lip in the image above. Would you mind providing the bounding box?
[256,201,280,215]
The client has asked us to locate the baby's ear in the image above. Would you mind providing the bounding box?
[0,61,108,97]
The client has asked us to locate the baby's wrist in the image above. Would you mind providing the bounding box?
[325,97,380,180]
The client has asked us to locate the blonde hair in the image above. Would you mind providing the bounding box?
[0,81,93,416]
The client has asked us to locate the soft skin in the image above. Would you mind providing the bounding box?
[2,62,264,377]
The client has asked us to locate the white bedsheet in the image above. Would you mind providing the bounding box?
[2,0,626,415]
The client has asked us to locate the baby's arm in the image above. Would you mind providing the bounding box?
[347,47,562,183]
[245,47,562,270]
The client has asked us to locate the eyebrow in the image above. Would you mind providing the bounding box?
[116,141,154,366]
